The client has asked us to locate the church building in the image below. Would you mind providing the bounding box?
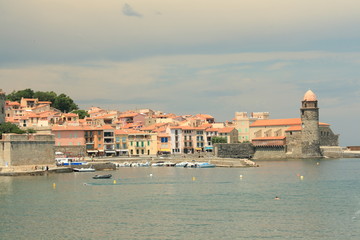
[250,90,339,159]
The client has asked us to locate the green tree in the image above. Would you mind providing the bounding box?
[71,109,89,119]
[53,93,79,113]
[33,91,57,103]
[26,128,37,134]
[212,136,228,143]
[0,122,26,137]
[6,88,34,101]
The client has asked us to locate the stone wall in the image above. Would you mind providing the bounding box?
[0,134,55,166]
[319,127,339,146]
[214,143,255,158]
[252,146,288,159]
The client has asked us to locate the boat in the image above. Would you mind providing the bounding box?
[164,161,176,167]
[92,174,112,179]
[151,161,165,167]
[73,167,95,172]
[196,162,216,168]
[175,162,189,167]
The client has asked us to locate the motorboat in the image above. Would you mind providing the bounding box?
[164,161,176,167]
[196,162,216,168]
[151,161,164,167]
[175,162,189,167]
[93,174,112,179]
[73,167,95,172]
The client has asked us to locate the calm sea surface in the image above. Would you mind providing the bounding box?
[1,158,360,240]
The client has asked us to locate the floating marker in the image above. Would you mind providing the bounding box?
[240,174,243,179]
[113,180,117,184]
[300,175,304,180]
[52,183,56,189]
[150,173,153,177]
[192,177,196,181]
[317,162,320,165]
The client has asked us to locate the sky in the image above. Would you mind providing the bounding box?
[1,0,360,146]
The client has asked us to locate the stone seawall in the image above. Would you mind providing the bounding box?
[0,134,55,166]
[214,143,255,159]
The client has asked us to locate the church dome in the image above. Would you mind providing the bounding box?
[303,90,317,101]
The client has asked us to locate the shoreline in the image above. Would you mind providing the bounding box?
[0,157,257,176]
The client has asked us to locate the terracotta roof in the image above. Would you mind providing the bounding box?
[252,118,330,128]
[195,114,214,119]
[285,126,302,131]
[218,127,236,133]
[63,113,78,117]
[102,125,114,130]
[251,118,301,127]
[6,101,20,106]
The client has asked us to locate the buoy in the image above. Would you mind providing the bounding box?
[300,175,304,180]
[317,162,319,165]
[52,183,56,189]
[113,180,117,184]
[192,177,196,181]
[240,174,243,178]
[150,173,153,177]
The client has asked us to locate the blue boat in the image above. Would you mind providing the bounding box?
[196,162,216,168]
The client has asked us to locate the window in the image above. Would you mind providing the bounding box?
[148,141,150,146]
[161,137,168,143]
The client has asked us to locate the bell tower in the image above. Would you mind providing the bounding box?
[300,90,321,158]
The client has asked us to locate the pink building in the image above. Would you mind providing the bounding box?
[52,125,86,147]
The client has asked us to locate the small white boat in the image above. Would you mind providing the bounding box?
[139,162,150,167]
[152,161,164,167]
[73,167,95,172]
[175,162,189,167]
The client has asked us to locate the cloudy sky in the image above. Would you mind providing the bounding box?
[1,0,360,146]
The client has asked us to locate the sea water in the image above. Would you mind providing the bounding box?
[1,158,360,240]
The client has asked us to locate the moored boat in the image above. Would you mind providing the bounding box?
[93,174,112,179]
[196,162,216,168]
[73,167,95,172]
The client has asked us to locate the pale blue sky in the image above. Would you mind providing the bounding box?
[1,0,360,146]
